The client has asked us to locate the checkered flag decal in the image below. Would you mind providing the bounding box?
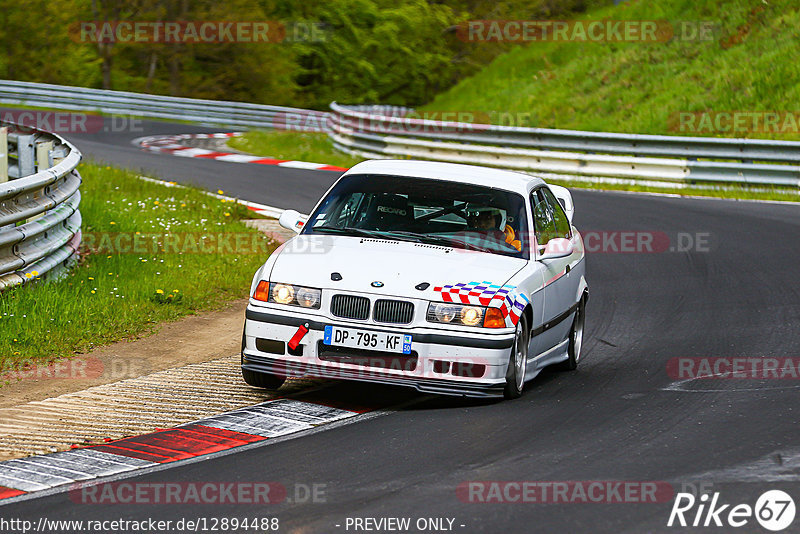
[432,281,530,326]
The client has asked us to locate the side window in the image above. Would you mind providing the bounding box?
[542,188,572,239]
[317,192,365,228]
[530,189,556,247]
[335,193,364,226]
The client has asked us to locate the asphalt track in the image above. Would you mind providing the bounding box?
[4,115,800,533]
[59,116,341,212]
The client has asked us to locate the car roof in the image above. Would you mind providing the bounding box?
[342,159,544,194]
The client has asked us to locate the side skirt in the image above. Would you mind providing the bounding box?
[524,338,570,381]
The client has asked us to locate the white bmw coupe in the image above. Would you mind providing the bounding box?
[241,160,587,399]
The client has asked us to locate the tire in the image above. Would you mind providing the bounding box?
[556,296,586,371]
[504,313,529,399]
[242,368,286,390]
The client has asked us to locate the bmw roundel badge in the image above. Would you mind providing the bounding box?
[371,281,384,288]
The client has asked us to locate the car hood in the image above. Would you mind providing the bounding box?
[269,235,526,299]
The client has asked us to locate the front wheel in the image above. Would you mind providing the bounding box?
[242,368,286,390]
[556,297,586,371]
[504,314,529,399]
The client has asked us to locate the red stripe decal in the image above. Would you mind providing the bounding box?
[91,427,264,463]
[545,269,567,286]
[0,486,25,500]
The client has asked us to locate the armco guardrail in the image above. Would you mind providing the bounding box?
[329,103,800,187]
[0,79,328,131]
[3,80,797,187]
[0,122,82,291]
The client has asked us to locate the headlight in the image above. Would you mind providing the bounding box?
[272,283,295,304]
[430,303,460,323]
[253,282,322,309]
[426,302,505,328]
[460,306,482,326]
[296,287,321,308]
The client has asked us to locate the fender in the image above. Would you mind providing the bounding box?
[576,274,589,304]
[249,240,288,295]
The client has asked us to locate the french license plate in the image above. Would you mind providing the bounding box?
[323,326,412,354]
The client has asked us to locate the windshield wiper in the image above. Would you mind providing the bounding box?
[314,227,494,253]
[312,226,384,238]
[315,227,446,246]
[381,231,494,253]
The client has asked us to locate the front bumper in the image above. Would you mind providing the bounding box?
[242,305,515,398]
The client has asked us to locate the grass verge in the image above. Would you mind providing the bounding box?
[0,162,276,374]
[423,0,800,140]
[227,130,364,169]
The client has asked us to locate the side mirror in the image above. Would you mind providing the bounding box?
[278,209,307,234]
[538,238,574,261]
[547,184,575,224]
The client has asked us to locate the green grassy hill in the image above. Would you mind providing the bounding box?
[423,0,800,140]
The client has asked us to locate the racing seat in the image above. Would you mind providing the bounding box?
[363,194,413,231]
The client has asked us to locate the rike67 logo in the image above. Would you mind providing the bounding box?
[668,490,795,531]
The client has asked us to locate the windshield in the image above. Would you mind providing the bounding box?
[303,174,529,259]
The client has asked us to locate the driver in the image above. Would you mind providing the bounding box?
[465,206,522,251]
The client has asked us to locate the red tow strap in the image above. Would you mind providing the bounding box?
[288,324,309,350]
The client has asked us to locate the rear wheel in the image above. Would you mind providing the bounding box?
[504,314,529,399]
[242,368,286,390]
[556,296,586,371]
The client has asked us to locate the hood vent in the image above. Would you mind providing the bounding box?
[360,238,400,245]
[413,243,451,252]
